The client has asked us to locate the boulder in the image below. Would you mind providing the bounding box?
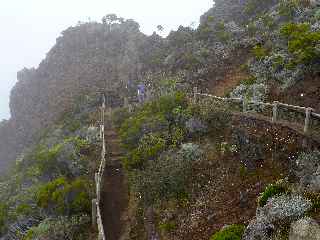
[289,217,320,240]
[243,194,312,240]
[295,151,320,191]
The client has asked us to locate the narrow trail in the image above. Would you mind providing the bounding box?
[101,128,129,240]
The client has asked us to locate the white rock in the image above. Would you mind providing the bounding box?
[289,217,320,240]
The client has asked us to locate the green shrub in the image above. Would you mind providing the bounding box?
[262,14,276,29]
[210,224,245,240]
[112,107,131,129]
[23,215,90,240]
[280,22,320,66]
[159,221,176,232]
[123,133,167,169]
[36,177,91,215]
[66,119,81,132]
[244,0,259,15]
[217,31,231,43]
[203,108,232,139]
[132,146,198,204]
[252,44,268,60]
[244,0,276,16]
[272,55,285,69]
[304,192,320,211]
[278,0,299,20]
[64,136,90,153]
[169,126,186,147]
[258,182,288,207]
[240,76,256,86]
[247,22,258,37]
[0,203,8,235]
[16,203,33,216]
[315,8,320,20]
[34,144,64,176]
[120,92,189,169]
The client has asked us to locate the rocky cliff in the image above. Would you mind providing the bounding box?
[0,17,163,171]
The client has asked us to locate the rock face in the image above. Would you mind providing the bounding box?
[243,195,312,240]
[0,120,16,171]
[10,20,145,136]
[289,217,320,240]
[0,18,163,171]
[295,151,320,192]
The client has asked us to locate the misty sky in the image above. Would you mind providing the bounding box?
[0,0,213,120]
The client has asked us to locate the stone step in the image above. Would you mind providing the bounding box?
[108,151,124,158]
[107,139,122,144]
[110,156,123,162]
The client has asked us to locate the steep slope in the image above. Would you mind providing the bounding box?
[2,0,319,172]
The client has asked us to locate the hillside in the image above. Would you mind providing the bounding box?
[0,0,320,239]
[1,1,320,171]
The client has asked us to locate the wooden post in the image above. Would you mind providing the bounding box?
[304,107,312,134]
[95,172,99,198]
[242,98,246,113]
[272,101,278,123]
[102,96,106,110]
[193,87,198,103]
[124,97,129,108]
[146,89,152,102]
[128,104,133,113]
[92,199,97,227]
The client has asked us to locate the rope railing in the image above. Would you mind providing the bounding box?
[92,95,107,240]
[193,87,320,134]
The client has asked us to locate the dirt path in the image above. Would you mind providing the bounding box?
[101,129,129,240]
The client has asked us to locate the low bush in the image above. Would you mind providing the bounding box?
[240,76,256,86]
[202,108,232,139]
[33,144,65,177]
[304,192,320,211]
[0,203,8,235]
[159,221,176,232]
[280,22,320,66]
[210,224,245,240]
[112,107,131,129]
[252,44,269,60]
[120,92,190,170]
[132,144,201,204]
[23,215,90,240]
[16,203,33,216]
[278,0,299,20]
[258,181,288,207]
[36,177,91,215]
[123,133,167,169]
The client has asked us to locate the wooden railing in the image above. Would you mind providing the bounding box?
[193,87,320,134]
[92,95,107,240]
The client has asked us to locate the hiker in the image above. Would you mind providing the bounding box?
[137,83,146,103]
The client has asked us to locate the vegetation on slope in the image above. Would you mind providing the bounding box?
[0,0,320,239]
[0,95,101,239]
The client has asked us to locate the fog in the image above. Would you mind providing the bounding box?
[0,0,213,120]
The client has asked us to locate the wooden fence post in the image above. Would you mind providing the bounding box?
[92,199,97,227]
[193,87,198,103]
[272,101,279,123]
[242,98,247,113]
[304,107,312,134]
[124,97,129,108]
[146,89,152,102]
